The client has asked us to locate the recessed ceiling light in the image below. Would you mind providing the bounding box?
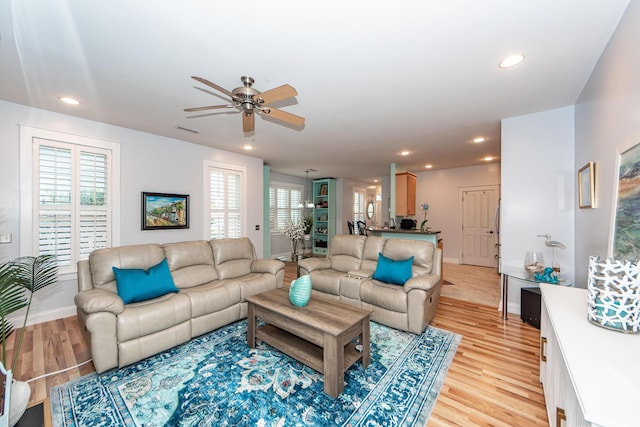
[400,150,411,156]
[425,164,433,169]
[472,137,486,143]
[373,179,379,183]
[58,96,80,105]
[483,156,494,161]
[499,54,525,68]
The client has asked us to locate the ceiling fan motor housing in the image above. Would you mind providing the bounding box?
[233,78,260,112]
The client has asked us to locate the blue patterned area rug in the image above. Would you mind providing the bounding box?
[50,320,461,426]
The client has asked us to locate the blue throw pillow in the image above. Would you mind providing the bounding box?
[372,252,414,285]
[112,258,179,304]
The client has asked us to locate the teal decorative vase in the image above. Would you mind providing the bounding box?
[289,275,312,307]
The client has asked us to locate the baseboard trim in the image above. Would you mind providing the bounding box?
[9,305,77,327]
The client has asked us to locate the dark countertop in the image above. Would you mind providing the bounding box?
[369,228,441,235]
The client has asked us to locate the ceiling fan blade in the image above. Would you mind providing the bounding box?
[184,105,233,112]
[254,84,298,105]
[191,76,234,98]
[242,112,255,132]
[261,107,305,127]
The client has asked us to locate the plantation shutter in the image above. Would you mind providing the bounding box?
[79,150,110,259]
[208,166,244,239]
[35,139,112,271]
[353,190,365,222]
[37,145,73,266]
[269,184,303,233]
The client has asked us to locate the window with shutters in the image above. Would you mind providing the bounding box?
[205,162,246,239]
[269,182,303,233]
[19,126,120,276]
[353,189,365,222]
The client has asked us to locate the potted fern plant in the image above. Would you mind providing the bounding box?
[0,255,58,426]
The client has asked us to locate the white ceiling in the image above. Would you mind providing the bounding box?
[0,0,629,181]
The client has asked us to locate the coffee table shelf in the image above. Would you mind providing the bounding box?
[256,324,363,374]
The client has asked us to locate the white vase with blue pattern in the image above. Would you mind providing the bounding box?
[289,275,312,307]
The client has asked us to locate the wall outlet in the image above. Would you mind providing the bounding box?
[0,233,12,243]
[255,225,260,231]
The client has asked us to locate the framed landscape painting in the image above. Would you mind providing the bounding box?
[142,192,189,230]
[611,141,640,260]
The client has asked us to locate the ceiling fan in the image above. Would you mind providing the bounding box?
[184,76,305,132]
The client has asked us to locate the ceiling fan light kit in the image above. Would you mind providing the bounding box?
[185,75,305,132]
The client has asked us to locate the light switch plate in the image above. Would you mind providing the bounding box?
[0,233,11,243]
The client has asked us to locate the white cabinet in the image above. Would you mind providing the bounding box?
[539,284,640,427]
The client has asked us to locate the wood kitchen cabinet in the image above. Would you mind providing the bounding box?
[395,172,416,216]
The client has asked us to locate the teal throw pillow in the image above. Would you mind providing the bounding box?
[372,252,414,285]
[112,258,179,304]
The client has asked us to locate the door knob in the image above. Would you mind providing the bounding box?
[488,230,494,234]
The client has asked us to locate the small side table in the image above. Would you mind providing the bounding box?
[501,268,572,320]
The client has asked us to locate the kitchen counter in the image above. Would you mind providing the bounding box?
[369,228,440,235]
[368,228,441,244]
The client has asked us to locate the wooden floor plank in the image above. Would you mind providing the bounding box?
[12,261,547,426]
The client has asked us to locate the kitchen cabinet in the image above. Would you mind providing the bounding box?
[539,284,640,427]
[311,178,336,255]
[395,172,416,216]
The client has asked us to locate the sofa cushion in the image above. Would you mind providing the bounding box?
[180,280,242,317]
[117,292,191,342]
[112,259,179,304]
[361,279,408,312]
[164,240,218,288]
[309,269,345,296]
[360,236,386,271]
[372,253,414,285]
[211,237,255,279]
[383,239,434,273]
[89,244,165,293]
[329,235,366,272]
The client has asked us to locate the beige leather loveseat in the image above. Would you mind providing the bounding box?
[298,235,441,334]
[75,237,284,373]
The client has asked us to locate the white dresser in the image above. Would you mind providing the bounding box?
[539,284,640,427]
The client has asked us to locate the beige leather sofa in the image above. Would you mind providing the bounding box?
[75,237,284,373]
[298,235,441,334]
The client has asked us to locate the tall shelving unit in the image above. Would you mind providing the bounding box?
[312,178,336,255]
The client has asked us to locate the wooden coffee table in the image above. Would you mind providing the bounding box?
[246,287,371,397]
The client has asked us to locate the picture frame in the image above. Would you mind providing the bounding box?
[609,141,640,259]
[142,192,189,230]
[578,162,595,209]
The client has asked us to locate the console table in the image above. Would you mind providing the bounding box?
[540,284,640,426]
[500,267,572,320]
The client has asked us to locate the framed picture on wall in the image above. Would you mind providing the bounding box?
[578,162,595,208]
[610,141,640,259]
[142,192,190,230]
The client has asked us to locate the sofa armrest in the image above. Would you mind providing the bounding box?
[74,288,125,315]
[403,274,441,293]
[298,257,332,273]
[251,259,285,275]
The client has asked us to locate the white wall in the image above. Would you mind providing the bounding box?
[501,106,575,314]
[0,100,265,325]
[414,164,501,263]
[574,1,640,286]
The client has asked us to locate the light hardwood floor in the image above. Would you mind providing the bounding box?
[441,262,501,308]
[8,262,548,426]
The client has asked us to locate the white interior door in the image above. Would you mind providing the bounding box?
[461,186,499,267]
